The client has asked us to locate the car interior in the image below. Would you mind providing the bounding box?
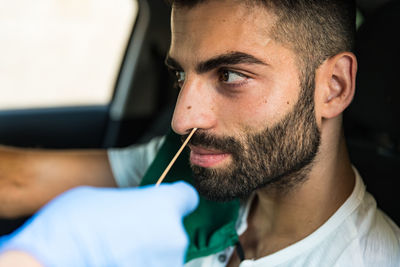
[0,0,399,235]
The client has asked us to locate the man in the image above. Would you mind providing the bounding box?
[0,0,399,266]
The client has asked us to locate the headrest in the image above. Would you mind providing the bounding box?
[345,1,400,139]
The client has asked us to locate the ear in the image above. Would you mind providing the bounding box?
[316,52,357,119]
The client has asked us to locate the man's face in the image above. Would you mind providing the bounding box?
[168,1,321,201]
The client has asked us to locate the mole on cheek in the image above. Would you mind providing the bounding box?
[187,106,192,110]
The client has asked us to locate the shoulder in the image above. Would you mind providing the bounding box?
[362,203,400,265]
[107,136,166,187]
[340,191,400,266]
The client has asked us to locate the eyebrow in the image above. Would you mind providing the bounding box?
[164,51,268,74]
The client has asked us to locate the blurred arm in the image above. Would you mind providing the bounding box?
[0,146,116,218]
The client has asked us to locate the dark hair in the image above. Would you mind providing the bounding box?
[166,0,356,73]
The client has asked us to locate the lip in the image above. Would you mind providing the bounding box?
[189,145,230,168]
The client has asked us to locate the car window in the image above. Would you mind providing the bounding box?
[0,0,138,110]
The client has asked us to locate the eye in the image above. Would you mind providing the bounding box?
[218,69,247,84]
[174,70,186,88]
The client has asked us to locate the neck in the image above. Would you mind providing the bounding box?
[242,132,355,258]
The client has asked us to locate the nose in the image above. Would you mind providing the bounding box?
[171,76,217,135]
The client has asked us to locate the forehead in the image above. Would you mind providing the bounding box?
[169,1,278,64]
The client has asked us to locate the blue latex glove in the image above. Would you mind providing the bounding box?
[0,181,199,267]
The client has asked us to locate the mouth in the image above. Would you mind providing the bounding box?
[189,145,231,168]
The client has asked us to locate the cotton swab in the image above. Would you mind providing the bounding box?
[155,128,197,186]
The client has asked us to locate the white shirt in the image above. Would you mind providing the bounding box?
[108,136,165,188]
[108,137,400,267]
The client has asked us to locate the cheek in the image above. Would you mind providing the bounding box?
[222,89,298,131]
[211,89,279,131]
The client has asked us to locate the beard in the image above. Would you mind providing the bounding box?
[184,73,321,202]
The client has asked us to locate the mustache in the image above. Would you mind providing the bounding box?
[181,130,243,155]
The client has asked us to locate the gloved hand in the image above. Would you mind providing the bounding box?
[0,181,199,267]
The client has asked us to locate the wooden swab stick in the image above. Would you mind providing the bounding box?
[155,128,197,186]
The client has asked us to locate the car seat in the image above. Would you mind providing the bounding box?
[344,0,400,225]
